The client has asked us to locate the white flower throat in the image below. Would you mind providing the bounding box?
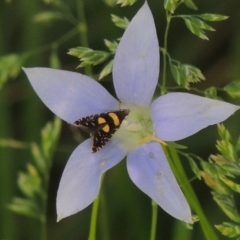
[114,104,154,152]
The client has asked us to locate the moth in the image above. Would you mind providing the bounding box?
[74,109,130,153]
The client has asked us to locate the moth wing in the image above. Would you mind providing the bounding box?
[91,130,115,153]
[74,115,106,133]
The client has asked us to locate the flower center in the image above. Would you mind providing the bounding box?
[113,103,154,152]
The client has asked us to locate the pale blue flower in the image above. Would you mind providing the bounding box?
[23,2,239,223]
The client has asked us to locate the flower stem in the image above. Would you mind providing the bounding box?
[77,0,92,76]
[88,194,101,240]
[166,146,219,240]
[149,200,158,240]
[88,175,105,240]
[161,12,171,95]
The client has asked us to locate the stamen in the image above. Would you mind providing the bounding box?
[140,135,167,146]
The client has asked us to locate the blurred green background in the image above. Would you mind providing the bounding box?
[1,0,240,239]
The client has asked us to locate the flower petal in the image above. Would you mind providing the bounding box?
[151,93,240,141]
[113,2,159,107]
[127,142,192,222]
[57,138,127,221]
[23,68,119,123]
